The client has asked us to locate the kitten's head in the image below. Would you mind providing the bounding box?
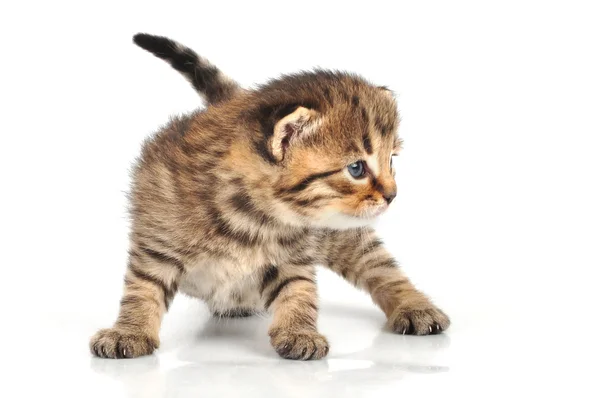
[249,71,401,230]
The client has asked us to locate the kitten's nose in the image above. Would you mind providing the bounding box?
[384,190,397,204]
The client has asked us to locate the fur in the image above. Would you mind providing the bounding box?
[90,34,449,361]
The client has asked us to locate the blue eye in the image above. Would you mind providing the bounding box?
[347,161,366,178]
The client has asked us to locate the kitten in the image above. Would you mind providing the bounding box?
[90,33,450,361]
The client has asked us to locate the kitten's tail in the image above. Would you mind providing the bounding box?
[133,33,240,105]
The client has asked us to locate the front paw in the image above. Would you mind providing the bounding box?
[90,328,158,359]
[269,329,329,360]
[388,303,450,335]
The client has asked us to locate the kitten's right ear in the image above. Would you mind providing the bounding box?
[270,106,320,162]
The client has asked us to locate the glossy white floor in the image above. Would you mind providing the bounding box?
[5,245,599,397]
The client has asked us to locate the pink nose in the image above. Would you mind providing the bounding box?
[383,190,397,204]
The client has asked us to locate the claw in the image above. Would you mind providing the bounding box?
[429,325,432,333]
[437,324,440,330]
[402,328,406,335]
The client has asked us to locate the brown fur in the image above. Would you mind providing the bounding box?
[90,37,449,360]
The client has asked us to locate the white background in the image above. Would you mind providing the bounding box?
[1,1,599,397]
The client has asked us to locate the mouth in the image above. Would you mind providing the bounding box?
[356,204,388,219]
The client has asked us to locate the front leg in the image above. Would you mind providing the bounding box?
[260,263,329,360]
[321,228,450,335]
[89,236,185,358]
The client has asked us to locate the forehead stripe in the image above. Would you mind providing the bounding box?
[375,116,390,137]
[363,132,373,155]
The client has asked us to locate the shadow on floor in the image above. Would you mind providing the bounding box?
[90,301,451,397]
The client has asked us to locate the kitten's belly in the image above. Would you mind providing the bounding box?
[178,258,265,312]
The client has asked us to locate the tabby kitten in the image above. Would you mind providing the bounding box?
[89,33,450,361]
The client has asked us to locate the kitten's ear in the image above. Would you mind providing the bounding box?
[271,106,320,161]
[378,85,395,97]
[393,137,403,155]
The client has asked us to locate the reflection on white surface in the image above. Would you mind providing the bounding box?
[84,299,452,398]
[6,287,591,398]
[326,359,375,372]
[3,270,599,398]
[84,304,451,398]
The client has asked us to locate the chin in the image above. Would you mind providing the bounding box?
[309,210,381,230]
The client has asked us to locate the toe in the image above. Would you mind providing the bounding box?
[89,328,157,359]
[270,330,329,360]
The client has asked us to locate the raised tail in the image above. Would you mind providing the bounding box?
[133,33,241,105]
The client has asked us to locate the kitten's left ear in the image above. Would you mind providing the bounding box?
[271,106,320,162]
[393,137,403,155]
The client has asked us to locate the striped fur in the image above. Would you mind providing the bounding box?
[90,34,449,360]
[133,33,240,105]
[320,228,450,334]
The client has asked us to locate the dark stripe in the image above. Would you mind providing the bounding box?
[377,279,409,292]
[293,198,320,207]
[326,180,355,195]
[339,89,350,103]
[351,95,360,107]
[323,88,334,106]
[265,276,314,309]
[138,233,190,256]
[361,238,384,256]
[116,318,140,329]
[286,169,342,193]
[119,295,144,307]
[375,116,391,137]
[229,189,275,225]
[341,268,349,279]
[118,295,162,316]
[209,206,260,246]
[173,114,193,137]
[128,264,173,308]
[365,258,398,270]
[276,229,309,246]
[363,133,373,154]
[253,139,278,164]
[260,265,279,294]
[287,256,316,266]
[214,308,254,318]
[132,33,236,104]
[348,141,361,154]
[294,310,318,329]
[231,290,242,304]
[277,235,303,247]
[371,178,385,194]
[164,290,175,309]
[360,107,369,124]
[281,194,341,206]
[139,245,185,273]
[128,249,140,259]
